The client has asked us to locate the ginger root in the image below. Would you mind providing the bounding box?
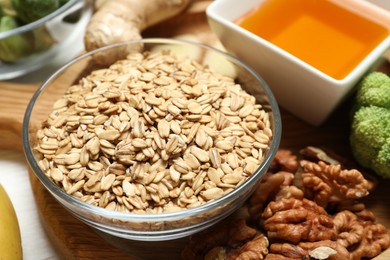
[84,0,192,64]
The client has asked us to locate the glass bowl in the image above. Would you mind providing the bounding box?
[22,38,281,241]
[0,0,92,80]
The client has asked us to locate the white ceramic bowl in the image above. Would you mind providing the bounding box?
[22,39,281,241]
[0,0,92,80]
[207,0,390,125]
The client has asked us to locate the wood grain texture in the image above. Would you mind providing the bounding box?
[0,0,389,259]
[0,82,38,151]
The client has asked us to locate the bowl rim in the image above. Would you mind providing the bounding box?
[22,38,282,222]
[0,0,83,39]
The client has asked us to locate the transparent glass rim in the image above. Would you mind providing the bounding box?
[0,0,82,39]
[22,38,282,223]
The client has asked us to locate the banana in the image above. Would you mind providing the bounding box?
[0,184,22,260]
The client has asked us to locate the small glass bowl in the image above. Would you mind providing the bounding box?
[0,0,92,80]
[22,39,281,241]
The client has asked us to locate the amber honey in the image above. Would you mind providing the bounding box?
[236,0,389,80]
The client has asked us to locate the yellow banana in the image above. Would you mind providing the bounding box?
[0,184,22,260]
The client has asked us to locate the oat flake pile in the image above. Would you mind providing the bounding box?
[35,50,273,214]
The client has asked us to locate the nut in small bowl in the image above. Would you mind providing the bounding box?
[0,0,92,80]
[207,0,390,125]
[22,38,281,241]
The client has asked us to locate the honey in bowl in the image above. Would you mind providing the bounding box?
[236,0,390,80]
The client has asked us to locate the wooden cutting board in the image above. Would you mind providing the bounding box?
[0,1,389,259]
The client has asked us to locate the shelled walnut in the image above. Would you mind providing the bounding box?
[300,160,372,208]
[334,209,390,259]
[266,240,350,260]
[261,198,336,244]
[299,146,340,165]
[182,147,389,260]
[182,219,259,260]
[204,234,269,260]
[247,171,303,221]
[268,149,299,173]
[247,149,303,221]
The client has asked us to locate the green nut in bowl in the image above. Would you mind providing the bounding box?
[0,15,53,62]
[0,0,92,80]
[23,39,281,242]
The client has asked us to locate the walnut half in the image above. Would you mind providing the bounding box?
[333,209,390,259]
[266,240,351,260]
[181,219,257,260]
[300,161,372,207]
[262,198,336,244]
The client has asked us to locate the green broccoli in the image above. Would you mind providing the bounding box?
[0,0,17,17]
[0,0,71,23]
[0,0,62,62]
[0,15,31,62]
[0,15,55,62]
[350,72,390,178]
[11,0,60,23]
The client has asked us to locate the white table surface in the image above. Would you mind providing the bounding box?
[0,150,59,260]
[0,1,389,259]
[0,9,88,258]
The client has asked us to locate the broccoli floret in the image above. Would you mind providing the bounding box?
[356,72,390,108]
[0,0,17,17]
[350,106,390,176]
[373,142,390,178]
[350,72,390,178]
[11,0,60,23]
[0,0,66,62]
[352,106,390,148]
[0,15,55,62]
[0,15,31,62]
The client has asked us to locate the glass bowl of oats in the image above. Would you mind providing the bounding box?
[22,38,281,241]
